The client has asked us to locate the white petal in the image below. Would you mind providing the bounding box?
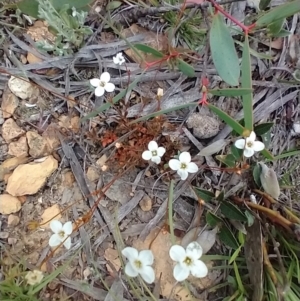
[235,139,246,149]
[138,250,154,266]
[89,78,100,87]
[49,234,61,247]
[157,147,166,157]
[252,141,265,152]
[151,156,161,164]
[169,159,181,171]
[249,131,256,141]
[63,237,71,250]
[100,72,110,83]
[50,220,62,233]
[186,162,198,173]
[243,148,254,157]
[148,141,158,151]
[142,150,152,161]
[122,247,139,261]
[62,221,73,235]
[186,242,203,259]
[190,260,208,278]
[95,86,105,97]
[173,263,190,282]
[113,56,119,64]
[124,262,139,277]
[169,245,186,261]
[104,82,115,93]
[140,266,155,284]
[179,152,191,163]
[177,169,189,180]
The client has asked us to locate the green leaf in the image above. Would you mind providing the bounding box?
[208,88,252,97]
[134,44,164,58]
[216,154,236,167]
[220,202,248,221]
[231,145,243,160]
[219,224,239,249]
[272,149,300,160]
[259,0,272,10]
[233,261,245,293]
[229,245,243,264]
[235,40,273,60]
[261,149,274,160]
[270,29,291,38]
[241,35,253,131]
[254,122,273,135]
[245,210,255,227]
[17,0,39,17]
[261,130,271,148]
[210,13,240,86]
[194,188,215,202]
[177,59,195,77]
[253,164,262,187]
[255,0,300,28]
[206,211,223,227]
[217,191,225,202]
[267,18,284,35]
[106,0,122,10]
[208,104,245,135]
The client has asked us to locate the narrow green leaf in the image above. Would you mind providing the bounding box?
[233,261,245,293]
[106,0,122,10]
[210,13,240,86]
[219,224,239,249]
[177,59,195,77]
[235,40,273,60]
[254,122,273,135]
[134,44,164,58]
[261,149,275,160]
[220,202,248,222]
[259,0,272,10]
[253,164,262,187]
[194,187,215,202]
[217,191,225,202]
[206,211,223,227]
[208,88,252,97]
[208,104,245,135]
[255,0,300,28]
[245,210,255,227]
[272,149,300,160]
[241,35,253,130]
[270,29,291,38]
[231,145,243,160]
[267,18,284,35]
[216,154,236,167]
[261,130,271,148]
[229,245,242,264]
[17,0,39,17]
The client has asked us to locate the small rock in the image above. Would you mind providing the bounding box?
[96,154,108,167]
[6,155,58,196]
[1,86,19,118]
[27,51,43,64]
[87,166,100,182]
[137,208,155,223]
[0,232,9,239]
[40,204,61,228]
[8,136,28,157]
[8,237,18,244]
[186,113,220,139]
[0,194,21,214]
[8,76,40,100]
[7,214,20,226]
[61,171,75,188]
[139,194,153,211]
[42,123,61,152]
[2,118,25,143]
[58,115,80,133]
[26,131,48,158]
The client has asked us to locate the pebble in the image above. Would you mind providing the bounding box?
[7,214,20,226]
[1,118,25,143]
[0,194,21,214]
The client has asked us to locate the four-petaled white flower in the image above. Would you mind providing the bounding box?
[234,131,265,158]
[25,270,44,286]
[122,247,155,284]
[169,242,208,282]
[49,220,72,250]
[113,52,125,66]
[90,72,115,97]
[169,152,198,180]
[142,141,166,164]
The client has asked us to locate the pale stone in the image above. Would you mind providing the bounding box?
[0,194,21,214]
[1,87,19,118]
[8,136,28,157]
[6,156,58,196]
[139,194,152,211]
[86,166,99,182]
[2,118,25,143]
[42,123,61,152]
[26,131,48,158]
[40,204,61,228]
[7,214,20,226]
[61,171,75,188]
[0,232,9,239]
[8,76,40,100]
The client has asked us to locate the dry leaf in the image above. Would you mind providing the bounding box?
[259,163,280,199]
[104,248,121,274]
[199,139,227,156]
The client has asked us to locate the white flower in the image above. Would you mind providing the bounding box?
[169,152,198,180]
[113,52,125,66]
[90,72,115,97]
[25,270,43,286]
[234,131,265,158]
[169,242,208,282]
[49,220,72,250]
[122,247,155,284]
[142,141,166,164]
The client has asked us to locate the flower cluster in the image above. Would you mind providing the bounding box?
[122,241,208,283]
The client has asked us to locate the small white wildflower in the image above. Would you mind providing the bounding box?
[169,242,208,282]
[235,131,265,158]
[90,72,115,97]
[122,247,155,284]
[49,220,72,250]
[142,141,166,164]
[113,52,125,66]
[25,270,43,286]
[169,152,198,180]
